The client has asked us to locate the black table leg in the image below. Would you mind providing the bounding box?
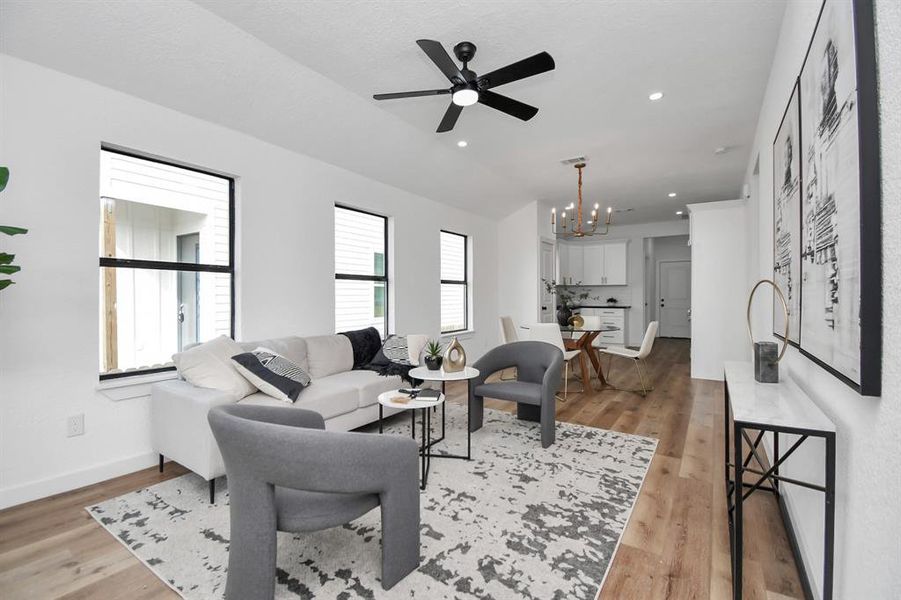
[824,432,836,600]
[378,404,383,434]
[466,379,471,460]
[733,421,743,600]
[420,408,427,490]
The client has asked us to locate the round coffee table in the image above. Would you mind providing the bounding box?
[407,366,480,461]
[377,389,445,490]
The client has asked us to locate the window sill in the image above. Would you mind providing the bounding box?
[440,329,476,341]
[97,370,179,401]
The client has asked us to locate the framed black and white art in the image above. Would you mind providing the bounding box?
[795,0,881,396]
[773,81,802,346]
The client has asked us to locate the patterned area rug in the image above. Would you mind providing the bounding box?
[88,405,656,599]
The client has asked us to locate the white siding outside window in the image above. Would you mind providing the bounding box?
[440,230,468,333]
[98,149,233,377]
[334,206,388,337]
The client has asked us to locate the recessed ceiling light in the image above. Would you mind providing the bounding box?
[648,91,664,101]
[668,192,677,198]
[676,210,683,215]
[457,140,468,148]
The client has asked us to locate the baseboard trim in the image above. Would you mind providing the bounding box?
[0,451,158,510]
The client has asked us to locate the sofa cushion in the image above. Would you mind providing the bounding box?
[172,335,256,399]
[238,377,358,420]
[321,370,404,408]
[238,336,309,373]
[305,335,354,378]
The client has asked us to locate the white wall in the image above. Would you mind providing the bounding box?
[0,56,500,508]
[688,200,748,380]
[497,201,540,333]
[740,1,901,597]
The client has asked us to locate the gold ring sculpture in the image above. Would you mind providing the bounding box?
[746,279,789,362]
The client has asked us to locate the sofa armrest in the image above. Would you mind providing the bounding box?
[151,380,238,480]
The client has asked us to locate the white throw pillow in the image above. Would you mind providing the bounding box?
[406,334,428,366]
[172,335,256,399]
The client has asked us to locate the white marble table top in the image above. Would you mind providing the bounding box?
[408,365,480,381]
[724,361,835,433]
[377,389,445,410]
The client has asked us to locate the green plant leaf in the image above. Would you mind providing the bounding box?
[0,226,28,236]
[0,253,13,265]
[0,279,13,291]
[0,265,20,275]
[0,167,8,192]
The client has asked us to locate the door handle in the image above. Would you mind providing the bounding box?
[178,303,185,324]
[660,298,665,307]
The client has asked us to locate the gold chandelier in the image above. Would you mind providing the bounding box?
[550,163,613,238]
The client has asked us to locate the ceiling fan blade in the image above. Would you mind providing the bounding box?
[478,90,539,121]
[436,102,463,133]
[416,39,466,83]
[480,51,555,89]
[373,89,450,100]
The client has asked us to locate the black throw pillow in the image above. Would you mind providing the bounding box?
[340,327,383,369]
[231,348,311,403]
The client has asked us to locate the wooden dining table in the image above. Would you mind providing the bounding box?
[558,324,620,391]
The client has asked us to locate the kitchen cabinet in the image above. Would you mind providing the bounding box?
[558,243,584,284]
[579,307,627,345]
[559,241,628,285]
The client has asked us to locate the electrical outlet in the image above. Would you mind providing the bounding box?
[67,414,85,437]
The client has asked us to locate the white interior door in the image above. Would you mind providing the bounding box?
[540,240,556,322]
[658,260,691,338]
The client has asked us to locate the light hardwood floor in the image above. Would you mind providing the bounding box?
[0,339,803,599]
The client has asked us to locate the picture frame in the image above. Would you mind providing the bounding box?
[795,0,881,396]
[772,80,802,346]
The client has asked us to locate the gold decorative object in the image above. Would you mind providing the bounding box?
[550,162,614,238]
[442,337,466,372]
[747,279,788,383]
[568,314,584,328]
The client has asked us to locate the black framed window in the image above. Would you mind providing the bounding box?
[98,147,235,379]
[440,230,468,333]
[334,205,389,337]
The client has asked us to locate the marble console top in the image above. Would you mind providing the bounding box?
[724,361,835,433]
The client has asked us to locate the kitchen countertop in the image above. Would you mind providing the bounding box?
[576,305,631,309]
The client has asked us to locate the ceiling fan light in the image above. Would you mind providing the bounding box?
[452,88,479,107]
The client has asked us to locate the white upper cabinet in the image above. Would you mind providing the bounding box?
[582,245,605,285]
[559,240,628,285]
[602,241,628,285]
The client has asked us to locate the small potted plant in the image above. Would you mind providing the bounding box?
[424,340,443,371]
[542,278,599,326]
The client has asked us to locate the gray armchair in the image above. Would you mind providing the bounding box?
[469,341,563,448]
[207,404,420,599]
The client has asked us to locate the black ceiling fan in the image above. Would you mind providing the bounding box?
[373,40,555,133]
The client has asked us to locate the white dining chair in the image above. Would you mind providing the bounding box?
[498,316,519,380]
[528,323,583,401]
[598,321,658,396]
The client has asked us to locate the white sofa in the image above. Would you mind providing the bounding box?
[151,333,417,497]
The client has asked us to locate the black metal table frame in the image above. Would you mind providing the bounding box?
[378,380,472,490]
[724,381,836,600]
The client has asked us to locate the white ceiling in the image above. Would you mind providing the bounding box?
[0,0,785,223]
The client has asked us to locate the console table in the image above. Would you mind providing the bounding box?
[723,361,836,600]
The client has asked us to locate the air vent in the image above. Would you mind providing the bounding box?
[560,156,587,166]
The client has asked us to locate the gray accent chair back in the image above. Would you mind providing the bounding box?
[468,341,563,448]
[208,404,420,599]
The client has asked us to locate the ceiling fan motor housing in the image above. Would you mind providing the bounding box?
[453,41,477,64]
